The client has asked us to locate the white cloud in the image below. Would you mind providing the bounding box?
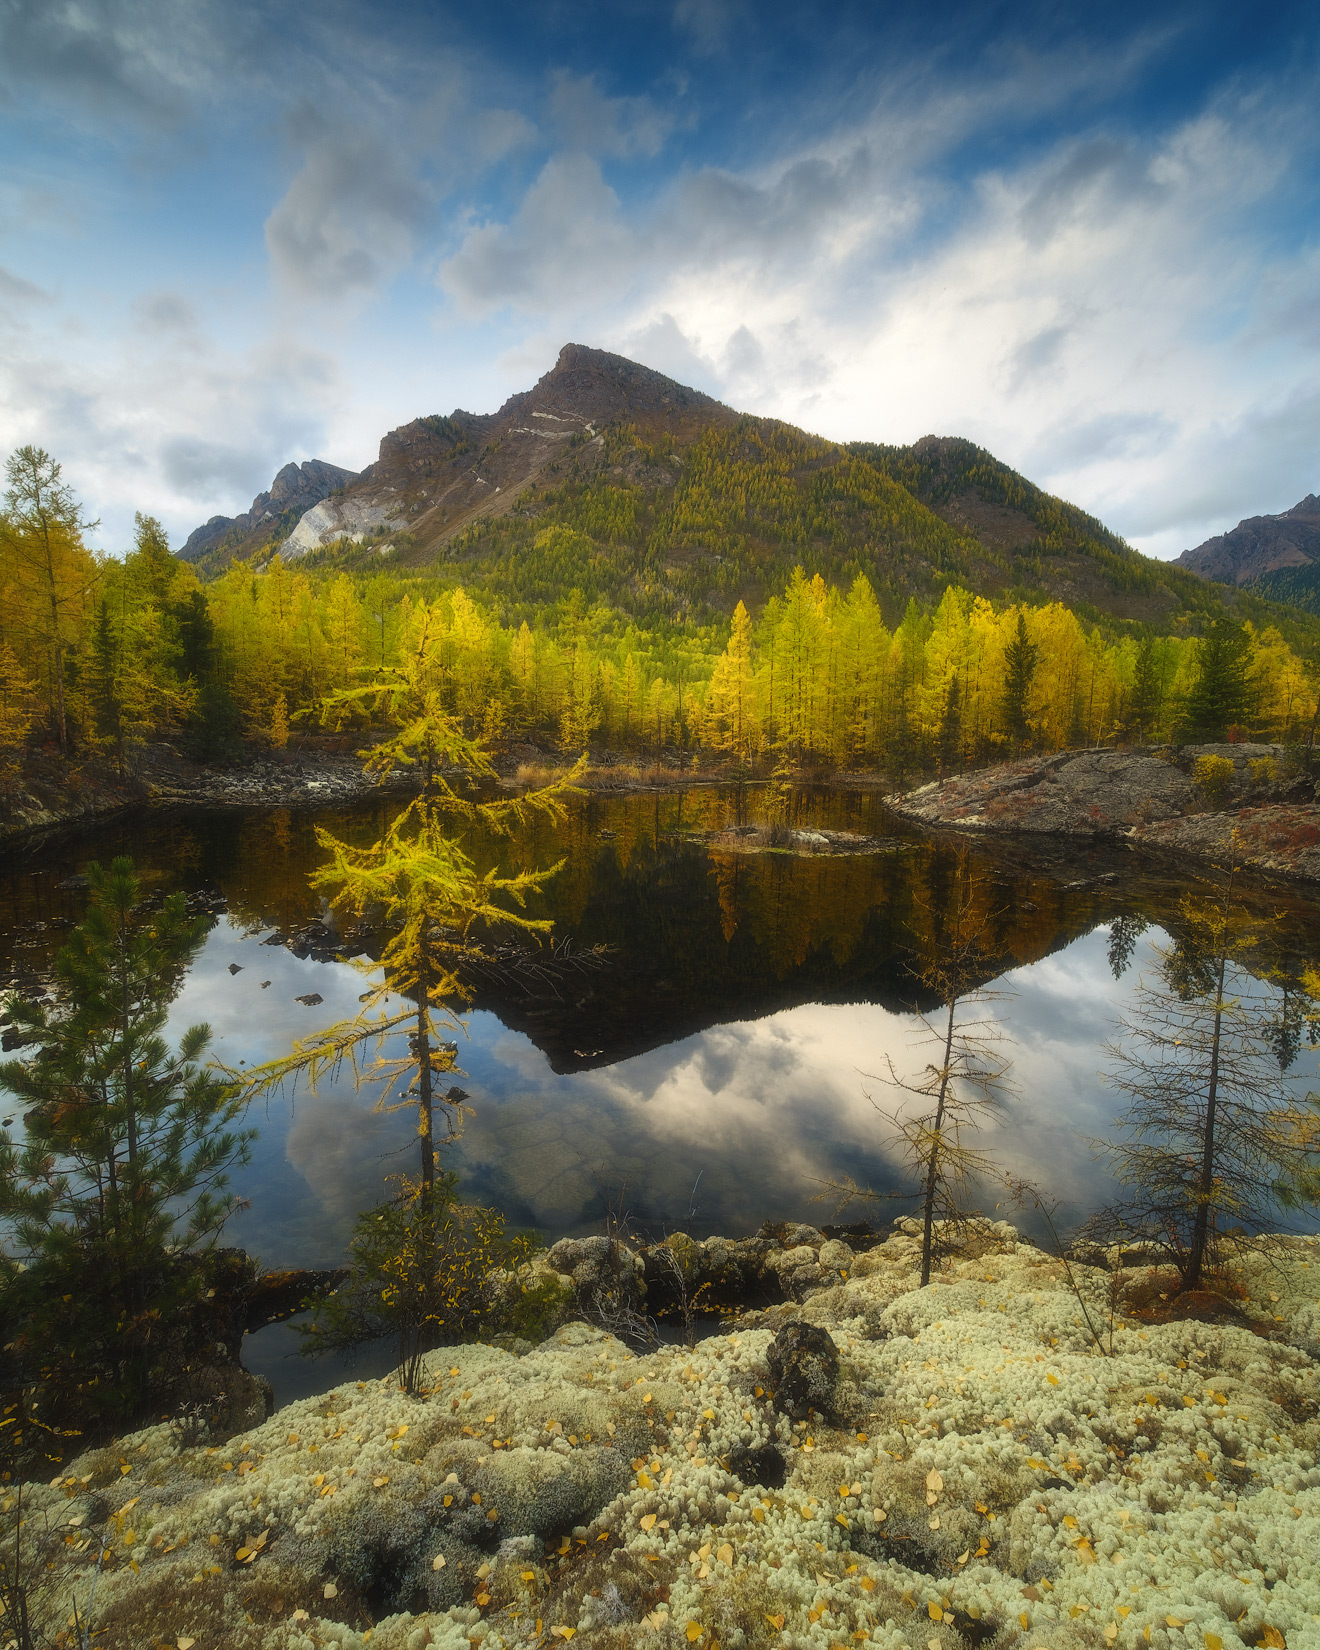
[265,111,431,300]
[0,0,240,128]
[0,265,53,306]
[435,54,1320,556]
[442,154,637,318]
[0,293,346,549]
[672,0,743,57]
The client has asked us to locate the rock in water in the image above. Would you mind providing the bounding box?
[766,1319,840,1419]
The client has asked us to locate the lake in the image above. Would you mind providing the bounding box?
[3,783,1317,1399]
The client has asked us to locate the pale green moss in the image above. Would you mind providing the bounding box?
[14,1228,1320,1650]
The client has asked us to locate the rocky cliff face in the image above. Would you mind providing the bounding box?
[1176,493,1320,585]
[178,458,359,564]
[280,343,735,559]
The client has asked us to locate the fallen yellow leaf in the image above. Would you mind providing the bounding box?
[687,1624,703,1643]
[373,1475,389,1488]
[640,1514,657,1532]
[432,1554,446,1571]
[323,1582,337,1600]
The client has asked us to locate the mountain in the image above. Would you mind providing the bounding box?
[1176,493,1320,586]
[179,458,358,564]
[177,344,1316,642]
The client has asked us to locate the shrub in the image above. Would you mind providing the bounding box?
[299,1173,544,1393]
[1247,756,1279,788]
[1194,753,1236,808]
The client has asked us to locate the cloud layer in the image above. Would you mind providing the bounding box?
[0,0,1316,554]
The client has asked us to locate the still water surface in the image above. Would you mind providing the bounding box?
[3,786,1317,1398]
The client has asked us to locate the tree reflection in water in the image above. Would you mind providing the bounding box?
[0,782,1316,1269]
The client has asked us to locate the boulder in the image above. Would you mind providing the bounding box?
[765,1319,840,1420]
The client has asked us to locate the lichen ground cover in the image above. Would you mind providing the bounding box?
[15,1224,1320,1650]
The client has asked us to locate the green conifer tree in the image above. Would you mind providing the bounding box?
[1181,618,1254,741]
[1001,609,1038,751]
[0,859,254,1430]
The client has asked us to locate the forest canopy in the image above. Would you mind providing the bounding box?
[1,445,1317,778]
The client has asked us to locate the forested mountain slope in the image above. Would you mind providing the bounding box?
[182,344,1319,647]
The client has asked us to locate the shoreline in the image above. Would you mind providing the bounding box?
[4,740,1318,887]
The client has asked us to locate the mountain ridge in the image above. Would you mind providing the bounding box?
[176,345,1319,645]
[179,458,358,563]
[1176,493,1320,586]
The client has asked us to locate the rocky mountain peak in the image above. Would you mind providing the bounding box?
[501,342,732,427]
[178,458,359,564]
[1177,491,1320,586]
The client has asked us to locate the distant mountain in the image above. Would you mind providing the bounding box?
[1176,494,1320,587]
[177,344,1317,642]
[179,458,358,565]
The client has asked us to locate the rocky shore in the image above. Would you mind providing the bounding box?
[890,745,1320,883]
[14,1218,1319,1650]
[0,738,410,847]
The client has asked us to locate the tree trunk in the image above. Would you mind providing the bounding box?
[416,957,433,1193]
[43,532,67,751]
[922,995,958,1287]
[1185,947,1227,1290]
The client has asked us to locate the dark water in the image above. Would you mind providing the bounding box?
[3,786,1318,1401]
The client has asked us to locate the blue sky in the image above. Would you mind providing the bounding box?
[1,0,1317,559]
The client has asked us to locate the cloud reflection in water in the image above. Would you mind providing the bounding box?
[170,913,1171,1267]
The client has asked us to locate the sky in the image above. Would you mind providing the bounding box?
[1,0,1318,560]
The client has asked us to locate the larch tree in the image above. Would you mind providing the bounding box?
[1,447,98,750]
[1095,865,1320,1291]
[0,641,33,780]
[245,603,586,1193]
[826,851,1015,1286]
[704,600,758,759]
[889,857,1015,1285]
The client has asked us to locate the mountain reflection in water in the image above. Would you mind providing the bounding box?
[2,783,1317,1273]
